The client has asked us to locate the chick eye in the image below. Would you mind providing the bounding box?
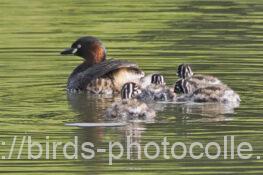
[77,44,82,48]
[174,85,181,93]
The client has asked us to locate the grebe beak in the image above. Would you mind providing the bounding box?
[60,48,78,55]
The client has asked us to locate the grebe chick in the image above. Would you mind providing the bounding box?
[61,36,144,93]
[105,82,156,121]
[174,79,202,94]
[138,74,176,101]
[177,64,222,85]
[175,79,240,105]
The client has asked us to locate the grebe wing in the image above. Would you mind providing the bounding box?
[67,59,142,90]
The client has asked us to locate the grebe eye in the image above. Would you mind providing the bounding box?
[77,44,82,48]
[174,85,181,93]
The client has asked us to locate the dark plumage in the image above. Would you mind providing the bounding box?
[105,82,155,121]
[175,79,240,105]
[151,74,165,85]
[121,82,141,100]
[177,64,221,85]
[174,79,199,94]
[138,74,176,101]
[61,36,144,92]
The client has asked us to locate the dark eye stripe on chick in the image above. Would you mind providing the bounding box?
[175,79,191,94]
[151,74,165,85]
[177,64,193,79]
[121,82,138,99]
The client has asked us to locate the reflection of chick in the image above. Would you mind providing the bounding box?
[177,64,222,85]
[105,82,156,122]
[138,74,176,101]
[175,79,240,105]
[181,103,237,117]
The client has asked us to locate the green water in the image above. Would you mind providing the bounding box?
[0,0,263,174]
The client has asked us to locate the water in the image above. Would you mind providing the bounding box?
[0,0,263,174]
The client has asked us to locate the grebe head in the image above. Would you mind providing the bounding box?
[177,64,194,79]
[174,79,192,94]
[121,82,141,100]
[151,74,165,85]
[61,36,106,65]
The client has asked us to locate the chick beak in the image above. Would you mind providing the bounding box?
[60,48,78,55]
